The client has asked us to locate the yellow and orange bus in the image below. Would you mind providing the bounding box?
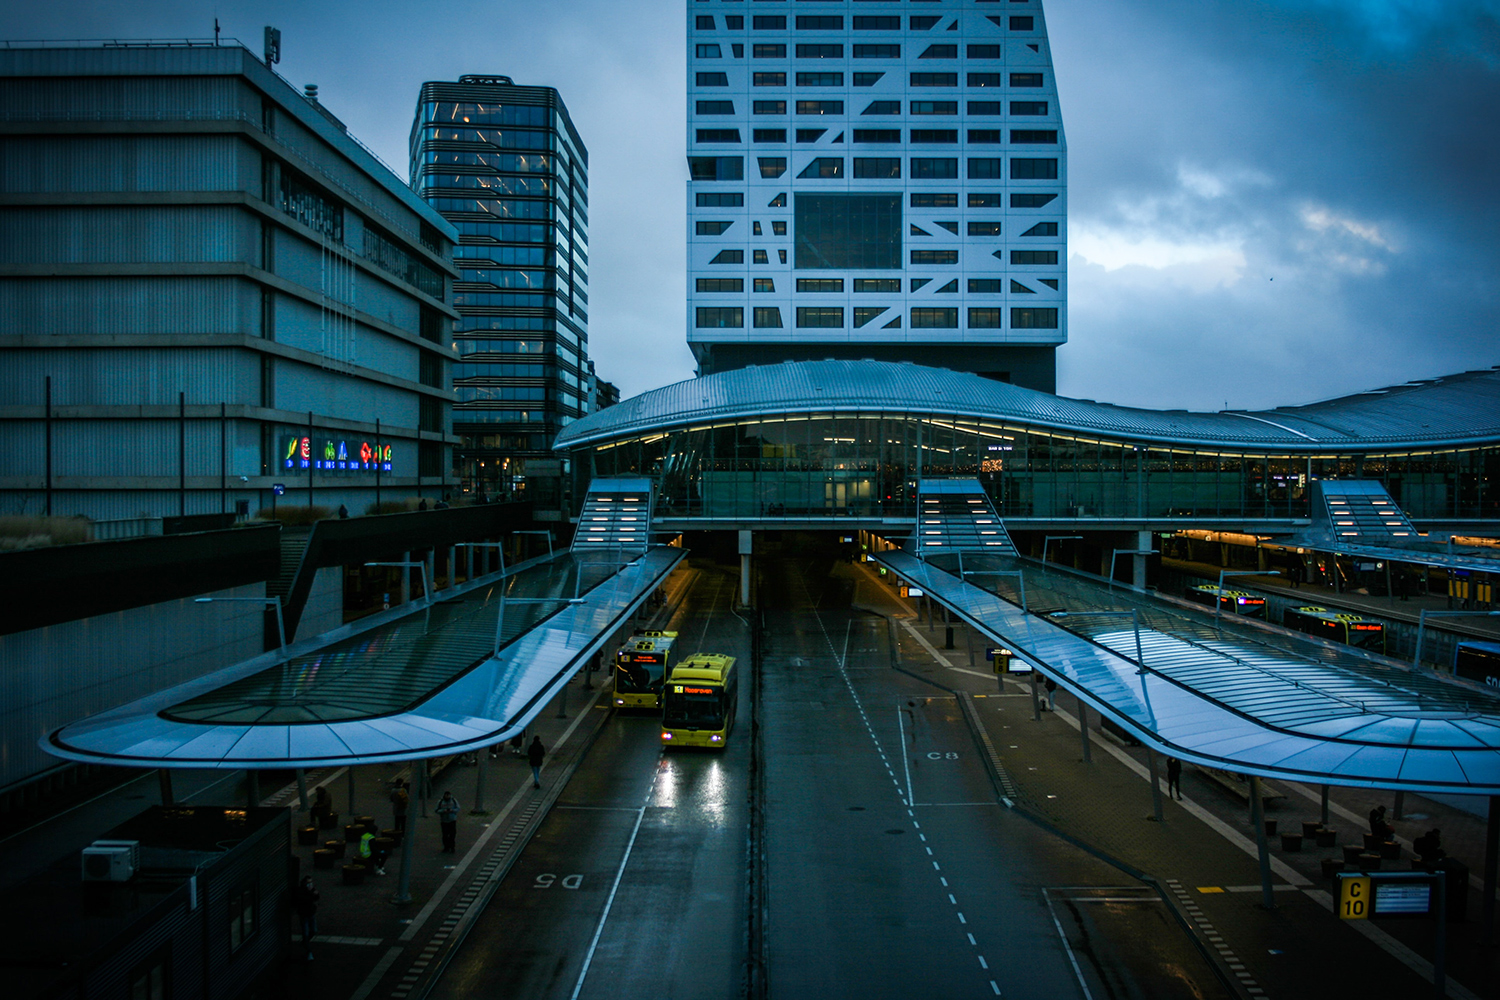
[613,630,679,709]
[661,653,738,749]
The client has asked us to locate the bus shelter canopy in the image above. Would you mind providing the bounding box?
[876,549,1500,795]
[44,548,684,769]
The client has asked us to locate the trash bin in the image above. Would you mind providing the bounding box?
[1280,833,1303,852]
[1321,859,1345,881]
[1437,859,1469,922]
[344,823,364,843]
[297,826,319,846]
[1363,832,1383,851]
[341,863,366,885]
[1356,852,1382,871]
[1343,845,1366,864]
[1316,828,1338,849]
[1378,840,1402,860]
[323,839,346,859]
[1264,820,1277,837]
[319,811,339,831]
[313,849,336,870]
[1301,821,1323,839]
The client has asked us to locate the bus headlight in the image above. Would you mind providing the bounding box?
[661,732,673,740]
[710,735,722,742]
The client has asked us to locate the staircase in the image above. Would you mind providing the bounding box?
[910,479,1018,559]
[572,477,654,555]
[266,526,312,601]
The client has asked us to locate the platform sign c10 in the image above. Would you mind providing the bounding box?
[1338,872,1436,920]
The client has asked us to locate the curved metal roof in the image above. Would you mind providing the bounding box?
[555,360,1500,452]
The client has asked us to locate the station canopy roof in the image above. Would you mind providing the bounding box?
[554,360,1500,453]
[43,549,682,769]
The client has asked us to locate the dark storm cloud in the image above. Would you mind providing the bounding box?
[1052,0,1500,409]
[2,0,1495,408]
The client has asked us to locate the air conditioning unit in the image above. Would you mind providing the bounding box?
[82,844,137,882]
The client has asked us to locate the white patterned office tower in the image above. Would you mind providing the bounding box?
[686,0,1065,391]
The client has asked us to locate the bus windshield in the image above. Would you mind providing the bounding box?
[664,687,725,728]
[617,655,666,693]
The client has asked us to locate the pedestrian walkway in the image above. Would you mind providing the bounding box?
[855,561,1500,999]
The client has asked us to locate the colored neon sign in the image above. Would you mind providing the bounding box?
[281,434,393,474]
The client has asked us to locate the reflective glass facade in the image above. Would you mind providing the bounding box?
[411,77,591,501]
[578,414,1500,521]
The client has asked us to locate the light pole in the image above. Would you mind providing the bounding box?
[515,529,555,560]
[366,561,433,608]
[1108,548,1157,591]
[455,541,507,582]
[1212,569,1264,623]
[1042,535,1083,564]
[1412,609,1500,672]
[194,596,287,654]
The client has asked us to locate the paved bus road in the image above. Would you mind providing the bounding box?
[428,545,1231,999]
[757,540,1231,999]
[426,562,751,1000]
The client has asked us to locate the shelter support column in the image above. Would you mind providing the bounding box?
[158,769,174,806]
[1249,775,1275,910]
[739,530,753,607]
[1078,696,1091,763]
[1134,530,1151,590]
[1485,795,1499,941]
[1146,747,1164,823]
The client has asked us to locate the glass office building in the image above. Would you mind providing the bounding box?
[411,76,591,504]
[686,0,1066,391]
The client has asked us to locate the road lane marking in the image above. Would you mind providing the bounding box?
[570,769,658,1000]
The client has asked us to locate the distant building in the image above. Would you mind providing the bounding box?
[410,75,592,510]
[0,41,460,522]
[594,376,621,411]
[685,0,1066,391]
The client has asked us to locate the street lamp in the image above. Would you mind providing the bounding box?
[365,560,432,608]
[1210,569,1265,622]
[455,541,507,582]
[1108,548,1158,591]
[1412,609,1500,672]
[194,596,286,654]
[1042,535,1083,564]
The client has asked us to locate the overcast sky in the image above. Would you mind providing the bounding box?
[5,0,1497,411]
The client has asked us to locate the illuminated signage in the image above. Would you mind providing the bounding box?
[281,434,393,475]
[681,686,715,695]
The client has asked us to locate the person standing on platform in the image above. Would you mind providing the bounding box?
[1166,757,1183,800]
[1044,676,1058,712]
[295,875,320,959]
[311,785,333,829]
[437,790,461,853]
[528,736,547,789]
[390,779,409,832]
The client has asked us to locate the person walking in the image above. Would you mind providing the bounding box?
[528,736,547,789]
[390,779,409,833]
[295,875,320,959]
[436,791,461,853]
[1044,676,1058,712]
[1166,757,1183,800]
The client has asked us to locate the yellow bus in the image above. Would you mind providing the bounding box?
[1283,606,1387,653]
[661,654,738,749]
[613,630,679,709]
[1186,584,1266,618]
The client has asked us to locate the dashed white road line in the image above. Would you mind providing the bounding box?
[801,590,1004,998]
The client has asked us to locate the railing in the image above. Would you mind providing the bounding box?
[91,517,164,541]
